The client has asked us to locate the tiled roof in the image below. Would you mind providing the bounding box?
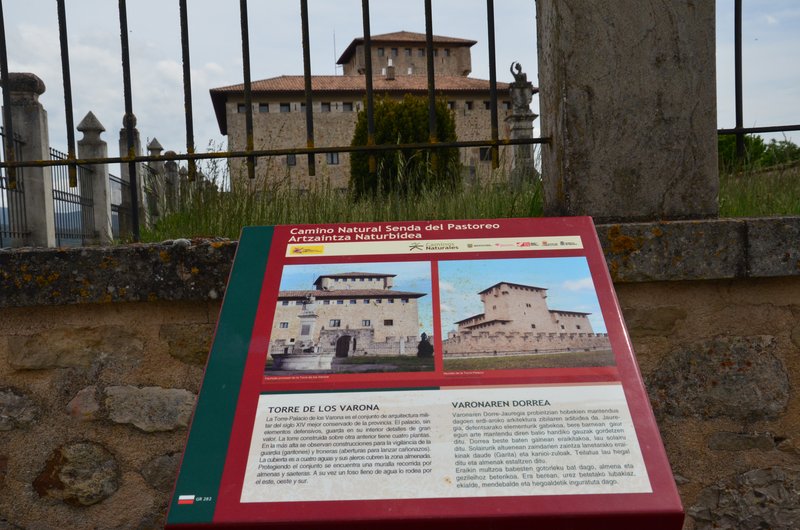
[277,290,426,299]
[478,281,548,295]
[211,75,508,94]
[337,31,477,64]
[210,75,512,134]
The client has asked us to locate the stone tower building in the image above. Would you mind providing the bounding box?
[210,31,537,191]
[443,281,610,356]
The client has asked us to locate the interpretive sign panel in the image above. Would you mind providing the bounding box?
[166,217,683,529]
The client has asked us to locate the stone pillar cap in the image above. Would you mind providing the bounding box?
[77,111,106,133]
[0,72,46,95]
[147,138,164,151]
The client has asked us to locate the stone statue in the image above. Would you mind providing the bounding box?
[509,62,533,114]
[417,333,434,358]
[510,62,528,85]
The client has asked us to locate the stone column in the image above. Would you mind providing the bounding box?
[1,73,56,247]
[145,138,164,220]
[536,1,719,222]
[118,114,145,228]
[164,151,179,212]
[77,112,112,244]
[505,62,540,188]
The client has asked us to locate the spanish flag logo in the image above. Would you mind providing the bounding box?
[290,245,325,255]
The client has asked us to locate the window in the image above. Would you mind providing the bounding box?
[362,319,371,327]
[377,47,385,57]
[280,102,290,113]
[287,154,296,166]
[343,101,354,112]
[561,325,566,330]
[484,101,491,110]
[502,101,512,110]
[401,298,409,303]
[434,49,439,57]
[330,319,341,327]
[479,147,492,162]
[281,301,289,306]
[359,278,365,282]
[526,303,532,308]
[301,324,311,335]
[405,48,412,56]
[577,325,582,330]
[375,299,382,304]
[418,48,425,57]
[321,102,331,113]
[384,319,394,326]
[363,299,370,304]
[407,67,413,75]
[300,102,307,111]
[323,300,330,305]
[531,324,536,329]
[447,101,456,110]
[391,48,398,57]
[388,298,395,304]
[465,101,474,110]
[237,103,247,113]
[336,300,344,305]
[279,322,289,328]
[445,48,451,57]
[326,152,340,165]
[350,299,357,304]
[258,103,269,113]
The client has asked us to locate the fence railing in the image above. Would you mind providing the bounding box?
[717,0,800,156]
[50,147,94,247]
[109,173,131,240]
[0,0,545,243]
[0,127,26,248]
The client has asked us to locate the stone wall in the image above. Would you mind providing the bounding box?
[2,219,800,529]
[442,330,610,356]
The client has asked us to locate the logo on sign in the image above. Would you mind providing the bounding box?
[290,245,325,255]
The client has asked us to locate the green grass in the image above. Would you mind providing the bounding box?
[141,160,800,242]
[443,350,615,370]
[719,163,800,217]
[141,176,543,242]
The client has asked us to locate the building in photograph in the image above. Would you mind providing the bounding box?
[442,281,610,357]
[269,271,427,370]
[210,31,537,190]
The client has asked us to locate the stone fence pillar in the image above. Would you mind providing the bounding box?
[536,1,719,222]
[77,112,112,244]
[1,73,56,247]
[118,114,145,229]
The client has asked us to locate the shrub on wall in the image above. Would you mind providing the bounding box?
[350,94,461,196]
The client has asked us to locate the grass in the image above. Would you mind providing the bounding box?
[142,176,543,242]
[719,162,800,217]
[140,159,800,242]
[443,350,615,370]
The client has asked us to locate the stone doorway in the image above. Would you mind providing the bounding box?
[335,335,352,358]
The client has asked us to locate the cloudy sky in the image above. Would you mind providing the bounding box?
[3,1,798,157]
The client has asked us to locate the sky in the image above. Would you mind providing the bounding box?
[3,1,798,159]
[278,261,434,336]
[437,257,606,338]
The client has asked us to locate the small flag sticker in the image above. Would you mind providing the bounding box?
[178,495,195,505]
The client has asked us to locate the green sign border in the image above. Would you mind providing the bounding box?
[167,226,272,525]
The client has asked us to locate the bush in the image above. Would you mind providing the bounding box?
[718,134,800,172]
[350,94,460,196]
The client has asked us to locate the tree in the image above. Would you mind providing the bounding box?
[350,94,460,196]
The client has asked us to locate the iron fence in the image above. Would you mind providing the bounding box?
[718,0,800,156]
[109,173,130,240]
[0,126,25,247]
[50,147,94,247]
[0,0,545,242]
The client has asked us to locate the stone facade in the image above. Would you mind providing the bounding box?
[210,31,531,191]
[443,281,610,356]
[269,272,425,359]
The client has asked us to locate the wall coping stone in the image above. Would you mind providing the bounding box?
[1,217,799,308]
